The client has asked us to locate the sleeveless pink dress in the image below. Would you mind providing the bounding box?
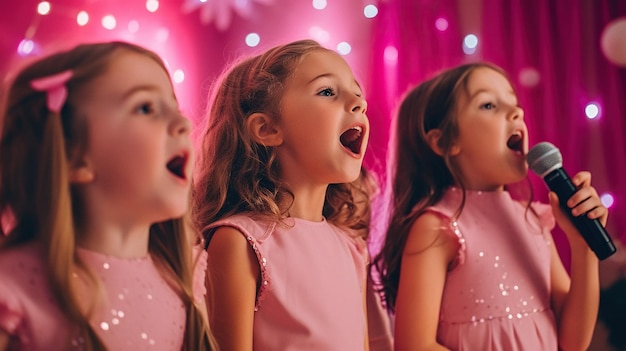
[0,243,207,350]
[426,188,558,350]
[207,214,368,351]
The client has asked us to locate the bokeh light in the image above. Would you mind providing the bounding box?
[601,193,615,208]
[17,39,35,56]
[435,17,449,31]
[309,26,330,43]
[156,28,169,42]
[173,69,185,83]
[337,42,351,55]
[128,20,140,33]
[463,34,478,55]
[585,102,600,119]
[312,0,327,10]
[601,18,626,66]
[518,67,541,87]
[37,2,51,15]
[146,0,159,13]
[384,45,398,65]
[102,15,117,30]
[77,11,89,26]
[364,5,378,19]
[245,33,261,47]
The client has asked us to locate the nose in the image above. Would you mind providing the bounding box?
[509,105,524,121]
[169,113,191,136]
[350,94,367,114]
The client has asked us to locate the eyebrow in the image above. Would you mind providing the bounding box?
[120,84,157,100]
[118,84,177,102]
[468,88,516,101]
[307,73,363,90]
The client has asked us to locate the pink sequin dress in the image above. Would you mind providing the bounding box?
[0,243,207,350]
[206,214,368,351]
[426,188,558,350]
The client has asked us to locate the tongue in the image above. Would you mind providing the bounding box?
[340,129,361,154]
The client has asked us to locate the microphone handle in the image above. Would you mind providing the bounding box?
[544,168,616,260]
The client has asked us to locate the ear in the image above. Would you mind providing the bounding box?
[246,112,283,146]
[425,129,461,157]
[68,159,95,184]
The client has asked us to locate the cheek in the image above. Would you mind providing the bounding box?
[91,145,162,192]
[91,130,162,169]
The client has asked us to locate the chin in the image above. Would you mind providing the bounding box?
[508,171,529,185]
[345,167,363,183]
[155,205,189,223]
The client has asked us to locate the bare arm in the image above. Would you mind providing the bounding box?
[0,330,8,351]
[205,226,260,351]
[394,213,457,351]
[549,171,605,351]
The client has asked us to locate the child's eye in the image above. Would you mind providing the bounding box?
[136,103,154,115]
[317,87,335,97]
[480,102,496,110]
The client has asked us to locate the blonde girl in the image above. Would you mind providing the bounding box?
[0,41,214,350]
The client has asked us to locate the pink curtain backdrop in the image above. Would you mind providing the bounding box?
[364,0,626,268]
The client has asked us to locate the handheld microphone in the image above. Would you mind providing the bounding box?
[526,142,616,260]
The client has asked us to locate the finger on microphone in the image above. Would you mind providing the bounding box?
[571,171,591,188]
[586,206,606,220]
[549,192,563,217]
[527,141,616,260]
[549,191,559,207]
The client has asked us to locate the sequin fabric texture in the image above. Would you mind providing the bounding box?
[427,188,559,350]
[0,243,207,350]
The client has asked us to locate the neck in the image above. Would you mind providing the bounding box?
[455,180,505,192]
[282,183,327,222]
[76,218,151,259]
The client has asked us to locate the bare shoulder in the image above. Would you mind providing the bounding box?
[205,226,259,276]
[207,226,251,251]
[404,211,458,262]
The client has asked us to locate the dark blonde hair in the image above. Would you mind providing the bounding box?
[374,62,530,311]
[193,39,369,235]
[0,41,214,350]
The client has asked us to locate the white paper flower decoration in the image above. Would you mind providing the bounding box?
[182,0,274,31]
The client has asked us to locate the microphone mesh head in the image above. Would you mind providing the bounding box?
[526,142,563,177]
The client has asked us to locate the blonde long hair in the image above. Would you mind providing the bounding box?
[193,39,369,235]
[0,41,214,350]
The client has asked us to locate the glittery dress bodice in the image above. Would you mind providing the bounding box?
[428,188,558,350]
[206,214,368,351]
[0,243,207,350]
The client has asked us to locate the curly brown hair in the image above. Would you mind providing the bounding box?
[193,39,370,236]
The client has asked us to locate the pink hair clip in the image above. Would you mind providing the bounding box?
[30,70,73,113]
